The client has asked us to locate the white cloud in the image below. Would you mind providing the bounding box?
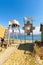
[9,26,41,35]
[33,26,41,35]
[20,26,41,35]
[9,28,24,34]
[20,29,25,34]
[9,29,12,33]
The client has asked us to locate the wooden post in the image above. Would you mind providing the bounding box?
[41,26,43,42]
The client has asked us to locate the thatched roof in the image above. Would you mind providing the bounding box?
[11,20,20,27]
[8,20,20,27]
[0,25,6,38]
[25,23,32,28]
[23,17,33,22]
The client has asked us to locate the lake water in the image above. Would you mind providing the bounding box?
[10,34,41,40]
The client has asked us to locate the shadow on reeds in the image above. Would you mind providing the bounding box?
[18,43,34,52]
[35,40,43,47]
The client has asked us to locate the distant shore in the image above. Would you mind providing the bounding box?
[7,39,34,44]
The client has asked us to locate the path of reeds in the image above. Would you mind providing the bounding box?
[0,43,43,65]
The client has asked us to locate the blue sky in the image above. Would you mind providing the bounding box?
[0,0,43,34]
